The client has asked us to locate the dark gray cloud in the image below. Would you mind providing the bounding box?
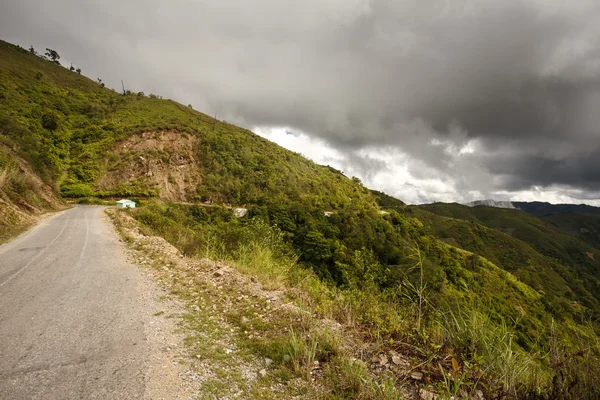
[487,146,600,191]
[2,0,600,201]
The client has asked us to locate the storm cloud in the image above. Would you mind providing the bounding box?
[2,0,600,203]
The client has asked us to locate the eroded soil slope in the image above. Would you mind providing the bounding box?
[0,145,62,242]
[97,131,202,202]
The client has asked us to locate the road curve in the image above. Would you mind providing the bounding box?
[0,206,159,399]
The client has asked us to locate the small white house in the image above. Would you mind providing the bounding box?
[116,199,136,209]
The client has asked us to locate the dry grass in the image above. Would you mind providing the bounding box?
[0,168,7,188]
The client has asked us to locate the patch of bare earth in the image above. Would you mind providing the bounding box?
[0,145,64,243]
[97,131,201,202]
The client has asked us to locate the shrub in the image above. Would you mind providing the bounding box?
[41,112,59,131]
[61,183,94,198]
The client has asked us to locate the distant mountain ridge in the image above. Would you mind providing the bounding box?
[514,201,600,216]
[465,199,515,209]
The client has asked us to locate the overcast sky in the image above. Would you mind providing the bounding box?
[2,0,600,205]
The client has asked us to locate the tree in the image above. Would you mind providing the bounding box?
[69,63,75,72]
[301,230,332,262]
[28,45,35,54]
[75,68,82,75]
[97,78,105,88]
[44,48,60,65]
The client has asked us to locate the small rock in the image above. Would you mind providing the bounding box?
[264,358,273,367]
[241,316,250,324]
[475,389,485,400]
[419,388,436,400]
[379,354,389,366]
[258,369,267,377]
[213,270,223,277]
[410,371,424,381]
[391,354,409,367]
[283,354,291,362]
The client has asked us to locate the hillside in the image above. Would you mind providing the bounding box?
[2,39,599,398]
[415,203,600,318]
[0,40,373,210]
[515,201,600,250]
[370,189,406,210]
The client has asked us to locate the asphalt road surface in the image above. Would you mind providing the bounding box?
[0,206,161,399]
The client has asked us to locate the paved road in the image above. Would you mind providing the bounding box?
[0,206,156,399]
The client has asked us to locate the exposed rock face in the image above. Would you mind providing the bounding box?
[466,199,515,209]
[96,131,202,202]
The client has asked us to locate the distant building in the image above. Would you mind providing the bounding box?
[116,199,136,209]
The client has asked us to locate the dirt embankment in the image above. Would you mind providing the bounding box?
[0,145,63,242]
[96,131,202,202]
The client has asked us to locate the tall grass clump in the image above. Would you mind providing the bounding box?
[436,306,549,396]
[233,218,297,289]
[546,320,600,399]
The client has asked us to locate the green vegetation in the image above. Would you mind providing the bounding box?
[415,203,600,320]
[370,190,406,211]
[128,201,600,398]
[515,201,600,252]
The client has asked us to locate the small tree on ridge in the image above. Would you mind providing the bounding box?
[44,48,60,65]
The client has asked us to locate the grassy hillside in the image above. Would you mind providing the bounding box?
[516,201,600,251]
[416,203,600,318]
[370,189,406,210]
[2,39,599,398]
